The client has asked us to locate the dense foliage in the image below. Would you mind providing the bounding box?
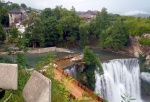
[138,54,150,72]
[23,12,44,48]
[125,17,150,36]
[0,23,6,44]
[22,6,84,48]
[1,0,150,49]
[139,53,150,97]
[99,19,129,49]
[79,24,89,47]
[21,7,150,49]
[79,46,103,91]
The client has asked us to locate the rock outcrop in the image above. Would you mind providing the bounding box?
[128,34,150,65]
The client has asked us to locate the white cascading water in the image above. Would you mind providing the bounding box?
[64,64,76,79]
[95,58,142,102]
[141,72,150,84]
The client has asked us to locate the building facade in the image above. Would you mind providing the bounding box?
[8,8,24,27]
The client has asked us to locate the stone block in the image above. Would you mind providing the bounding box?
[23,70,51,102]
[0,63,18,90]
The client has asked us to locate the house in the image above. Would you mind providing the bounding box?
[6,1,13,6]
[78,10,99,23]
[8,8,26,34]
[8,8,25,27]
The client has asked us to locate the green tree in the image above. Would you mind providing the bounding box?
[23,12,44,48]
[20,3,27,9]
[99,19,129,50]
[6,27,27,62]
[0,1,9,27]
[82,46,103,90]
[40,8,53,20]
[0,24,6,44]
[79,24,89,47]
[91,7,111,37]
[40,6,82,47]
[125,17,150,36]
[138,54,150,72]
[16,53,30,69]
[60,14,80,44]
[83,46,102,71]
[42,16,63,46]
[7,27,20,62]
[53,6,62,20]
[9,3,20,9]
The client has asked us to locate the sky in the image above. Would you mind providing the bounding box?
[7,0,150,15]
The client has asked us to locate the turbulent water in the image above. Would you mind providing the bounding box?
[95,58,142,102]
[141,72,150,84]
[64,64,76,79]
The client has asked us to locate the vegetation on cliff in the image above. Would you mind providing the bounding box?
[83,46,103,73]
[138,54,150,72]
[125,17,150,36]
[138,54,150,97]
[76,46,103,91]
[138,38,150,45]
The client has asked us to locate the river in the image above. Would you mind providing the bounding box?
[1,48,149,101]
[1,48,131,67]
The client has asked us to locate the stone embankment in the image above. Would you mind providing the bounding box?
[28,47,70,53]
[0,47,70,55]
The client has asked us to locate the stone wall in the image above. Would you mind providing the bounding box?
[9,13,22,27]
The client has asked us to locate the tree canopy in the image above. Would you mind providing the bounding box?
[82,46,103,90]
[1,0,150,49]
[20,3,27,9]
[23,12,44,48]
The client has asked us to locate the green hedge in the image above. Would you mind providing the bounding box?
[138,38,150,45]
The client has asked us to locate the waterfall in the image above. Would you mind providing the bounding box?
[64,64,76,79]
[95,58,142,102]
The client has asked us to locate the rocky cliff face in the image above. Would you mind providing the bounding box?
[128,34,150,65]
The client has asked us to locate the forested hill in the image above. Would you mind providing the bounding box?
[129,13,150,18]
[1,1,150,50]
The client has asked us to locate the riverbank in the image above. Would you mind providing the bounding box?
[0,47,70,55]
[89,46,135,58]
